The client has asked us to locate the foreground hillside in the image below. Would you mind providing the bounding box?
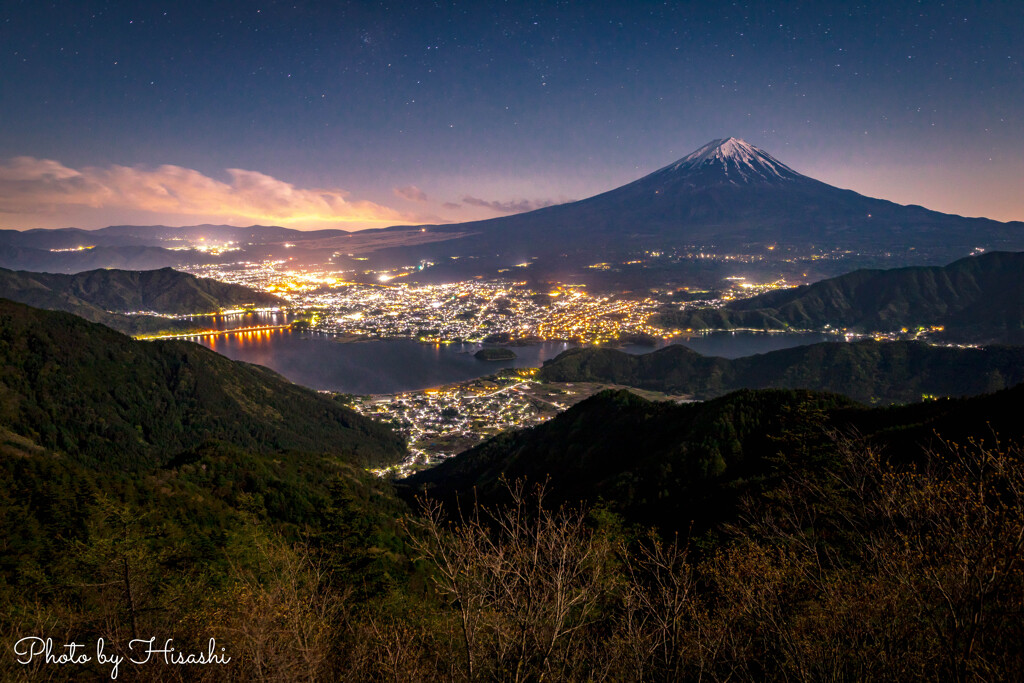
[403,389,852,530]
[1,298,1020,680]
[394,385,1024,680]
[658,251,1024,344]
[0,299,411,681]
[402,383,1024,529]
[538,339,1024,403]
[0,266,285,334]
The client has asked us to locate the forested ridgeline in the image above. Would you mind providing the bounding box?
[538,339,1024,403]
[0,299,410,680]
[656,250,1024,344]
[0,298,402,470]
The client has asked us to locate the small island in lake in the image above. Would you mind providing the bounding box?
[474,347,517,361]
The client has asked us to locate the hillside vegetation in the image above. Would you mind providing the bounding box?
[403,381,1024,528]
[394,384,1024,680]
[0,299,411,681]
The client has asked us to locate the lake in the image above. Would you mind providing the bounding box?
[193,319,832,394]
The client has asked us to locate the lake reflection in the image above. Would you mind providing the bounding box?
[200,331,576,394]
[193,317,833,394]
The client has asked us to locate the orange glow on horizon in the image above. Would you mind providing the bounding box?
[0,156,437,230]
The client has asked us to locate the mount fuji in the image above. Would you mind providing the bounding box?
[407,137,1023,265]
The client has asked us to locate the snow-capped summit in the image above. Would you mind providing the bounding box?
[658,137,803,185]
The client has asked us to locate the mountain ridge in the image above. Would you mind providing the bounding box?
[0,223,352,250]
[0,266,285,334]
[536,339,1024,404]
[656,250,1024,343]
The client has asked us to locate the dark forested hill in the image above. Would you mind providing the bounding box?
[394,382,1024,680]
[537,339,1024,403]
[657,251,1024,344]
[0,298,402,469]
[403,389,853,530]
[0,266,284,336]
[402,382,1024,531]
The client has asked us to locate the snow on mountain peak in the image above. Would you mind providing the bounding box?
[660,137,802,184]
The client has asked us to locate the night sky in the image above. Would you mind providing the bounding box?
[1,0,1021,230]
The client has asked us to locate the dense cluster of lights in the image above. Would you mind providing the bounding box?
[535,286,667,344]
[184,259,671,344]
[359,376,549,476]
[165,237,241,255]
[48,245,95,252]
[179,255,871,346]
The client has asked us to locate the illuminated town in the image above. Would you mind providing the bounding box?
[179,255,811,345]
[183,259,677,344]
[351,369,688,477]
[169,251,968,354]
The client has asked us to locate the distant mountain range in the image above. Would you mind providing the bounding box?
[0,222,462,273]
[0,243,221,273]
[657,251,1024,344]
[0,266,284,335]
[0,224,349,250]
[2,138,1021,278]
[537,339,1024,404]
[0,224,346,272]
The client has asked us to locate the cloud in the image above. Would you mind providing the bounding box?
[461,195,569,214]
[442,202,462,210]
[0,156,424,227]
[393,185,428,202]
